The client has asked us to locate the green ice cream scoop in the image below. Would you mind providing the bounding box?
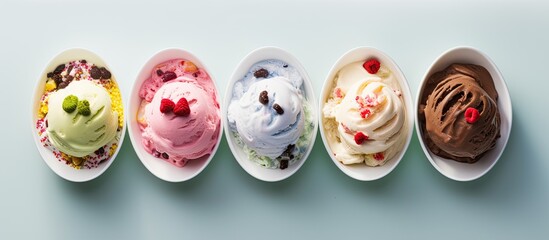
[47,80,118,157]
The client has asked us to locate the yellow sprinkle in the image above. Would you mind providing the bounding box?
[38,95,49,118]
[59,152,86,169]
[45,80,57,92]
[109,143,118,156]
[105,81,124,128]
[71,156,84,166]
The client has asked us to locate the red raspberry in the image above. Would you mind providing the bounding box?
[354,132,368,145]
[173,97,191,116]
[465,107,480,124]
[373,152,384,161]
[159,99,175,113]
[363,59,381,74]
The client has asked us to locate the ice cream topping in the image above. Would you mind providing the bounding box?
[363,58,381,74]
[227,60,315,169]
[62,95,78,113]
[137,59,221,167]
[259,90,269,105]
[173,97,190,116]
[465,107,480,124]
[159,98,175,113]
[323,60,407,166]
[77,99,91,116]
[418,63,501,163]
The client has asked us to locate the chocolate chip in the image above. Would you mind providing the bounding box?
[66,65,73,75]
[280,144,295,156]
[100,67,111,79]
[273,103,284,114]
[95,147,105,155]
[277,144,295,165]
[286,144,295,153]
[47,72,53,78]
[254,68,269,78]
[156,69,164,76]
[162,152,169,159]
[280,159,288,169]
[80,59,87,64]
[192,73,198,78]
[53,74,63,85]
[259,91,269,105]
[66,75,74,82]
[57,81,69,89]
[53,64,65,74]
[162,71,177,82]
[153,150,161,158]
[283,64,288,68]
[90,66,102,79]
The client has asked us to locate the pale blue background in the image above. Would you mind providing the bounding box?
[1,0,548,239]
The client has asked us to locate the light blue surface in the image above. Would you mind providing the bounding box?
[1,0,548,239]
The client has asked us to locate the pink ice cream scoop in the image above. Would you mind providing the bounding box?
[138,59,221,167]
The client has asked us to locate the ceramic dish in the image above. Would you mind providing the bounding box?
[31,48,126,182]
[224,46,318,182]
[127,48,223,182]
[319,47,414,181]
[415,46,512,181]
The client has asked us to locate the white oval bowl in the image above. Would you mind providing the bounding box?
[319,47,414,181]
[223,46,318,182]
[415,46,512,181]
[31,48,126,182]
[127,48,223,182]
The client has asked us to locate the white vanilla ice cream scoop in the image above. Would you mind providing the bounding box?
[323,61,407,166]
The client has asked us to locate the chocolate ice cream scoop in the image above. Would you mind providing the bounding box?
[419,64,501,163]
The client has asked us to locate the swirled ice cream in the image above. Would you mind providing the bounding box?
[137,59,221,167]
[322,59,408,166]
[418,63,500,163]
[227,60,314,169]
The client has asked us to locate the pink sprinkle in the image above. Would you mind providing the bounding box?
[363,95,378,107]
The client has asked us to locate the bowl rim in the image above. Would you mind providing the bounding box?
[127,47,224,182]
[318,46,415,181]
[31,47,127,182]
[222,46,318,182]
[414,45,513,181]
